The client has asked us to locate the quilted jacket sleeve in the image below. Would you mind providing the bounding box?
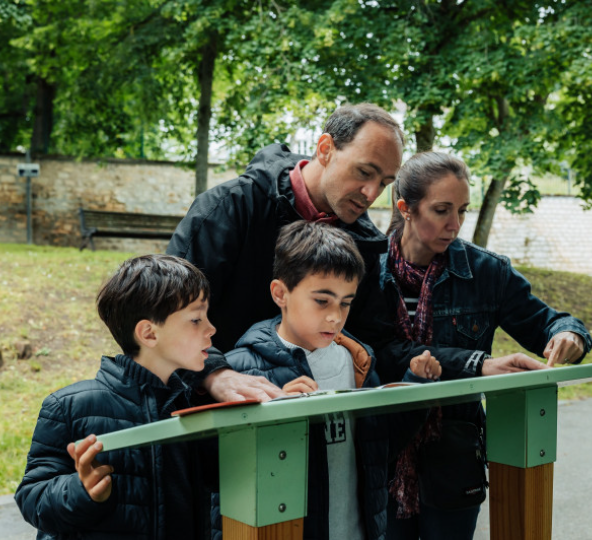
[15,393,116,534]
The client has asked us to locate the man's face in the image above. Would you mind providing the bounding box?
[275,272,358,352]
[316,121,402,224]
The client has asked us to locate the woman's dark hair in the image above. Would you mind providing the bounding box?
[387,151,470,238]
[273,221,365,291]
[320,102,405,152]
[96,254,210,357]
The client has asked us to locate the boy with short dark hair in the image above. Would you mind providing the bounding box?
[221,221,440,540]
[16,254,220,539]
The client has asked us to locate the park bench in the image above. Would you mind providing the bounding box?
[78,207,183,251]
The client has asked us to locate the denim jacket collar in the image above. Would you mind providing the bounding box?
[445,239,474,281]
[382,234,474,287]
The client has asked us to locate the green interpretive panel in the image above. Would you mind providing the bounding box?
[91,364,592,527]
[219,421,309,527]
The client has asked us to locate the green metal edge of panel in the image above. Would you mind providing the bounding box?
[97,365,592,452]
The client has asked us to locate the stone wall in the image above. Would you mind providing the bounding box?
[369,196,592,277]
[0,155,235,252]
[464,197,592,277]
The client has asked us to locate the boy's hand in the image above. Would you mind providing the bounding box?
[410,350,441,380]
[67,434,114,503]
[282,376,318,395]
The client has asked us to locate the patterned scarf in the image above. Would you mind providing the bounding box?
[387,239,447,345]
[386,237,447,518]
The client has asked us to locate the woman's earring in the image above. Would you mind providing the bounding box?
[406,216,411,221]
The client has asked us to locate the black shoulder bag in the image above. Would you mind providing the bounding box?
[417,419,488,510]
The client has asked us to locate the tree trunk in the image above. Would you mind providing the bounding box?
[195,33,218,196]
[30,77,56,154]
[415,115,435,152]
[472,176,508,247]
[472,96,512,248]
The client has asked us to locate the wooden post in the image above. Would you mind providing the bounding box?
[489,462,553,540]
[223,516,304,540]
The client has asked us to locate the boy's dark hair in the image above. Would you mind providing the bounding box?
[273,221,365,291]
[97,254,210,357]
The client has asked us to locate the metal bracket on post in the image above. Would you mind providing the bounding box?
[219,420,309,527]
[486,385,558,468]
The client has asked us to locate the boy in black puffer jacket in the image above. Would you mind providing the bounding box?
[16,255,223,540]
[213,221,441,540]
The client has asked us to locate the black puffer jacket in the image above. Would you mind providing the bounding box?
[15,355,218,540]
[166,143,388,356]
[212,316,424,540]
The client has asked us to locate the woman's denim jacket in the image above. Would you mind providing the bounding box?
[379,237,592,379]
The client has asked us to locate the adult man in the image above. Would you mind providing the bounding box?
[168,102,545,398]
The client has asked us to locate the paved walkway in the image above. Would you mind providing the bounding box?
[3,398,592,539]
[474,398,592,539]
[0,493,34,539]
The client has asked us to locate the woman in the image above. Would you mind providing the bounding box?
[378,151,592,540]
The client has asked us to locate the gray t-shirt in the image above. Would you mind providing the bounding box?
[278,335,365,540]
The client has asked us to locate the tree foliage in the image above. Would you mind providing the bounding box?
[1,0,590,234]
[0,0,35,151]
[294,0,592,246]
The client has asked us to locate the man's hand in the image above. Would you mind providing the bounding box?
[67,434,113,503]
[544,331,585,367]
[203,369,285,402]
[481,353,547,376]
[282,376,318,395]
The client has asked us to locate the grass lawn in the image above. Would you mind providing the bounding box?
[1,242,591,495]
[0,244,131,495]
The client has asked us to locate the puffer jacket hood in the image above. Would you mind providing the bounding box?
[231,315,378,388]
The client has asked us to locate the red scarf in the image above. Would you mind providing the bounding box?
[387,238,447,517]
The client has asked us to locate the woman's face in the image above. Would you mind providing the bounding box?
[400,173,470,265]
